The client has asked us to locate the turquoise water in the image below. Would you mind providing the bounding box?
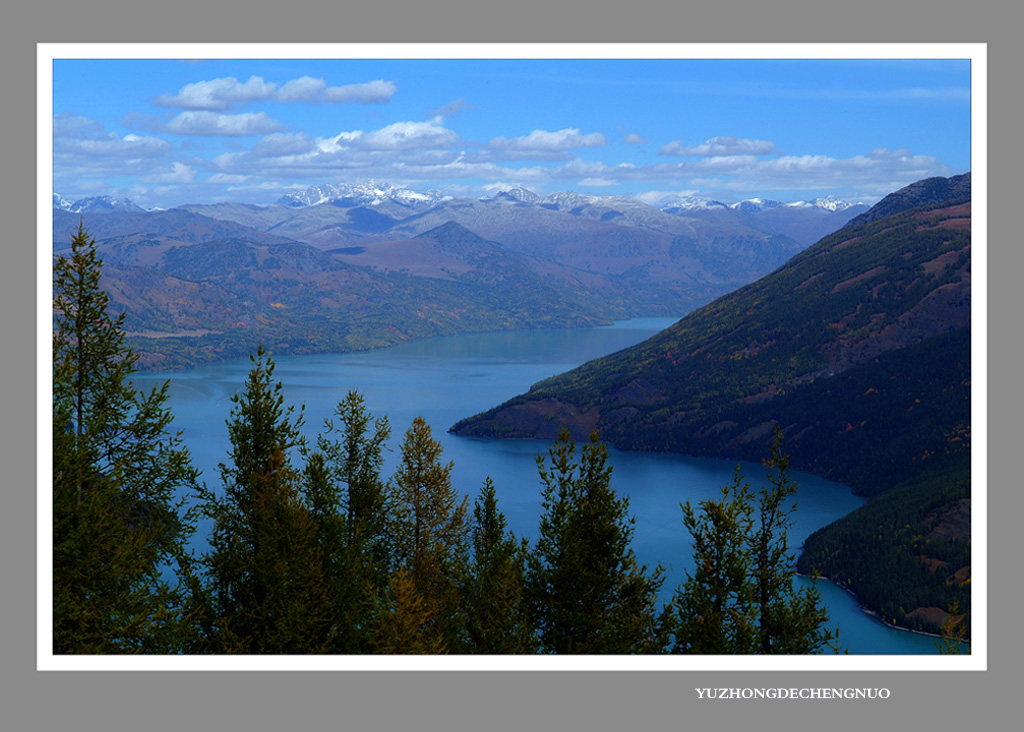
[133,318,944,654]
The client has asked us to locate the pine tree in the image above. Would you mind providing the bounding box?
[52,223,198,653]
[384,416,469,652]
[672,468,758,654]
[193,347,328,653]
[302,390,392,652]
[752,432,837,653]
[673,429,839,654]
[463,478,538,653]
[527,428,669,654]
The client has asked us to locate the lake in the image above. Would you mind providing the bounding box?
[133,317,944,654]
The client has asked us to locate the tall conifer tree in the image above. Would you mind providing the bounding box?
[673,430,838,654]
[463,478,537,653]
[303,390,392,652]
[527,428,669,654]
[52,223,197,653]
[382,417,469,652]
[194,347,328,653]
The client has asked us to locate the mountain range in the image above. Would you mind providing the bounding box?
[53,181,867,369]
[451,172,972,636]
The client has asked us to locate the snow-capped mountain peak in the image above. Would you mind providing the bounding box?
[491,187,541,204]
[813,195,857,212]
[656,194,729,212]
[276,181,451,209]
[729,198,785,213]
[52,194,147,214]
[784,195,859,212]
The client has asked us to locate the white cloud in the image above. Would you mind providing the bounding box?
[578,178,618,187]
[154,75,396,110]
[357,119,458,150]
[622,133,649,145]
[155,76,277,111]
[318,119,459,153]
[322,79,397,104]
[54,118,171,162]
[164,111,284,137]
[658,136,777,157]
[53,115,176,192]
[275,77,397,104]
[143,162,197,184]
[489,128,607,152]
[274,76,327,103]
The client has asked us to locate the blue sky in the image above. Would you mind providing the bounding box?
[49,50,974,209]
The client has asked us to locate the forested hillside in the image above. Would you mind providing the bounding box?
[452,175,973,636]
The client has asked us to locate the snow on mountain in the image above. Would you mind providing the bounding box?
[276,181,451,210]
[659,193,860,214]
[490,187,541,204]
[656,194,729,212]
[538,191,660,214]
[728,198,785,213]
[783,195,859,212]
[52,195,147,214]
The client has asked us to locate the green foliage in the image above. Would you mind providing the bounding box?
[385,417,471,652]
[463,478,538,653]
[673,469,758,653]
[192,347,330,653]
[303,391,393,652]
[52,223,198,653]
[674,431,838,654]
[527,428,670,654]
[799,458,971,636]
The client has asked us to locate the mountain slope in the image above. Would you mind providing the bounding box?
[450,176,973,636]
[451,196,971,491]
[57,218,641,370]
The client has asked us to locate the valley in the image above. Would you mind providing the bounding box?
[54,182,864,370]
[52,173,973,640]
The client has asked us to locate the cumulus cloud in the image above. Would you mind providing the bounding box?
[274,76,328,103]
[658,136,777,157]
[53,114,175,189]
[164,111,284,136]
[155,76,277,111]
[53,116,171,160]
[321,118,459,152]
[489,128,607,152]
[322,79,397,104]
[622,133,649,145]
[142,162,197,184]
[154,75,396,110]
[275,77,397,104]
[201,118,466,181]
